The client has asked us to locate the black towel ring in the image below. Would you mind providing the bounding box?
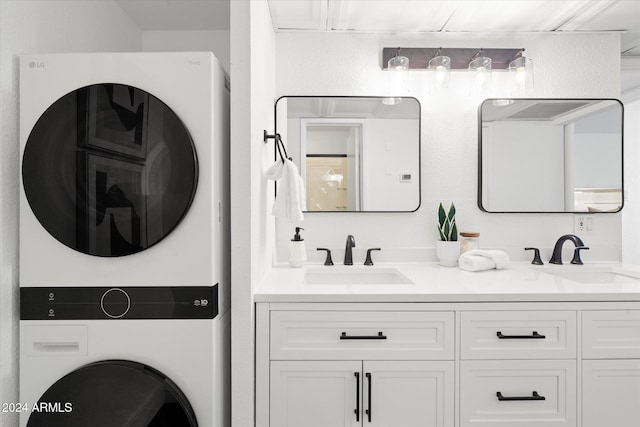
[264,130,292,164]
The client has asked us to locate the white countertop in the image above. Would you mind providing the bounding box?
[254,262,640,303]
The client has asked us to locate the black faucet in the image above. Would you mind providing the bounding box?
[344,235,356,265]
[549,234,589,265]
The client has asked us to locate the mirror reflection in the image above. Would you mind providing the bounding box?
[479,98,623,213]
[275,96,421,212]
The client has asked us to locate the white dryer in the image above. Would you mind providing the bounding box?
[19,285,229,427]
[19,53,229,300]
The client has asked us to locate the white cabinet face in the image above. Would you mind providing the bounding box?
[460,360,577,427]
[364,361,454,427]
[582,310,640,359]
[460,311,576,359]
[270,360,454,427]
[583,359,640,427]
[270,361,362,427]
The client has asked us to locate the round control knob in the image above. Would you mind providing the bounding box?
[100,288,130,319]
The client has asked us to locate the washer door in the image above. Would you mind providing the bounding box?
[22,84,198,257]
[27,360,198,427]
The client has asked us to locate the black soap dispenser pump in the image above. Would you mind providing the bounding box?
[289,227,307,268]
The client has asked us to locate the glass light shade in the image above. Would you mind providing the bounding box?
[428,55,451,90]
[468,56,492,96]
[385,54,409,104]
[508,56,534,96]
[388,54,409,71]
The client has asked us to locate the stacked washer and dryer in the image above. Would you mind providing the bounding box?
[18,52,230,427]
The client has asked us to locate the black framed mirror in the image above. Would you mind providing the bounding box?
[275,96,421,212]
[478,98,623,213]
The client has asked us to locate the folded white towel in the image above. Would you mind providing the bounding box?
[265,158,306,223]
[459,250,510,272]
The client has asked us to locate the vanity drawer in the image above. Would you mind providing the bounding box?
[270,310,454,360]
[460,360,577,427]
[460,311,576,359]
[582,310,640,359]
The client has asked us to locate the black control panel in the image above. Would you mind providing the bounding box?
[20,285,218,320]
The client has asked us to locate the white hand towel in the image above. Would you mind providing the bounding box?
[459,250,510,272]
[265,158,305,223]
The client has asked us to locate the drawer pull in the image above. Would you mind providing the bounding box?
[365,372,372,422]
[496,331,546,339]
[354,372,360,421]
[340,332,387,340]
[496,391,546,401]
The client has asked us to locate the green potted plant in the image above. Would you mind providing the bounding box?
[436,202,460,266]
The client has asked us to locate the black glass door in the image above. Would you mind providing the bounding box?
[27,360,198,427]
[22,84,198,257]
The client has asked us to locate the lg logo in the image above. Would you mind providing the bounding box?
[28,61,45,69]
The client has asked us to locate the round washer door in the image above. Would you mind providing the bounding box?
[27,360,198,427]
[22,83,198,257]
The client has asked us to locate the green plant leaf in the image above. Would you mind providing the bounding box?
[447,203,456,222]
[450,222,458,241]
[438,203,446,228]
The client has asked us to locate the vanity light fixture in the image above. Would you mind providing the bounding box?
[381,47,528,96]
[508,49,534,95]
[427,48,451,91]
[383,47,409,105]
[468,49,492,96]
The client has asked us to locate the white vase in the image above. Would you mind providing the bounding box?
[436,240,461,267]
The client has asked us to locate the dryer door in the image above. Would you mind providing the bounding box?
[27,360,198,426]
[22,84,198,257]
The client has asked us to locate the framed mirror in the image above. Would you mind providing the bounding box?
[275,96,421,212]
[479,98,623,213]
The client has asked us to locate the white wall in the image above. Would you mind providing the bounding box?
[274,32,622,264]
[143,30,230,75]
[0,2,141,425]
[622,89,640,264]
[230,1,276,426]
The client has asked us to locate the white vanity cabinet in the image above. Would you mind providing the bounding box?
[257,307,455,427]
[256,301,640,427]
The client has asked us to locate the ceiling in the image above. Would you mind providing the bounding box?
[267,0,640,56]
[114,0,640,91]
[115,0,229,31]
[114,1,639,55]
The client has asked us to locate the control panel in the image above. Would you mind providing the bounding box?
[20,285,218,320]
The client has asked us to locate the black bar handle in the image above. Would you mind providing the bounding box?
[365,372,372,423]
[497,391,546,401]
[497,331,546,339]
[354,372,360,421]
[341,331,387,340]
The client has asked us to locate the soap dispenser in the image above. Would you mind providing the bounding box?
[289,227,307,268]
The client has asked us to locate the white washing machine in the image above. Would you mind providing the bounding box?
[19,52,229,305]
[19,285,229,427]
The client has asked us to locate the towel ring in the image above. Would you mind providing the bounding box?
[264,130,292,164]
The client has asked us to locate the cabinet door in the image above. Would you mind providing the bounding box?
[583,360,640,427]
[270,361,362,427]
[363,361,454,427]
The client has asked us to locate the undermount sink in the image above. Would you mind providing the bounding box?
[303,267,413,285]
[537,266,640,284]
